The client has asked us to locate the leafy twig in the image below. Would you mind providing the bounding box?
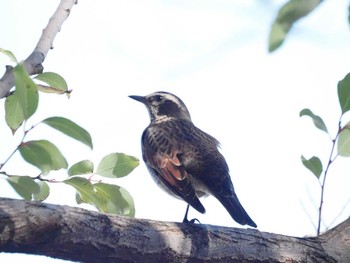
[317,118,341,235]
[300,72,350,235]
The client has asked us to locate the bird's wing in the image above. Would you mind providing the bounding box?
[142,131,205,214]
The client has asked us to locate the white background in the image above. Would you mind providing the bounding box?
[1,1,350,262]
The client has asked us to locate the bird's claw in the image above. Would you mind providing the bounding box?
[183,217,201,224]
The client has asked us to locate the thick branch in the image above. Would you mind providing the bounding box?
[0,198,349,262]
[0,0,77,98]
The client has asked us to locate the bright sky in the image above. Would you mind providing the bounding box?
[1,1,350,262]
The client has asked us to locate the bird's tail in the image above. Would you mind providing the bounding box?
[216,192,257,228]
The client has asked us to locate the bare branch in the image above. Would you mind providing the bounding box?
[0,198,349,263]
[0,0,77,98]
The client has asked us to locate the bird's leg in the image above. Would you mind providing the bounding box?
[182,204,190,223]
[182,204,200,224]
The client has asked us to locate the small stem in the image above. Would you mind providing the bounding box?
[0,171,57,182]
[0,122,27,170]
[317,118,342,235]
[0,146,19,170]
[0,121,37,170]
[35,174,59,183]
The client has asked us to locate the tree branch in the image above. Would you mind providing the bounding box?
[0,198,349,262]
[0,0,77,98]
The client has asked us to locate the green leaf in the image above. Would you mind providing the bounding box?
[301,155,323,179]
[42,117,93,149]
[7,176,40,200]
[75,192,84,204]
[19,140,68,174]
[113,153,139,177]
[33,181,50,201]
[337,72,350,114]
[64,177,99,206]
[300,108,328,134]
[37,84,72,97]
[5,94,24,134]
[68,160,94,176]
[34,72,68,92]
[0,48,18,63]
[338,123,350,157]
[94,183,135,216]
[13,63,39,120]
[96,153,139,178]
[268,0,322,52]
[269,22,288,53]
[118,186,135,217]
[65,177,135,216]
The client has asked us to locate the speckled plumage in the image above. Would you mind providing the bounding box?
[129,91,257,227]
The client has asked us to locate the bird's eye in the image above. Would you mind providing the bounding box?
[154,95,164,102]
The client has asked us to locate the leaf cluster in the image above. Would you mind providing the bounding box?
[65,153,138,216]
[0,49,139,217]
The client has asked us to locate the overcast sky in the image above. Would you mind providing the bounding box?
[1,1,350,262]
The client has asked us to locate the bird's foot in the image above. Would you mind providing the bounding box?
[183,217,201,224]
[182,204,201,224]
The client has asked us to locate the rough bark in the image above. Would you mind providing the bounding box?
[0,0,77,98]
[0,198,349,262]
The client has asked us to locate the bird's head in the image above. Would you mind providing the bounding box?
[129,91,191,122]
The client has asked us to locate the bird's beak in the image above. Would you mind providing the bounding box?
[129,95,147,104]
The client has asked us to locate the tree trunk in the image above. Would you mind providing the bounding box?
[0,198,349,262]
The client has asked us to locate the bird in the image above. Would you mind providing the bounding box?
[129,91,257,227]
